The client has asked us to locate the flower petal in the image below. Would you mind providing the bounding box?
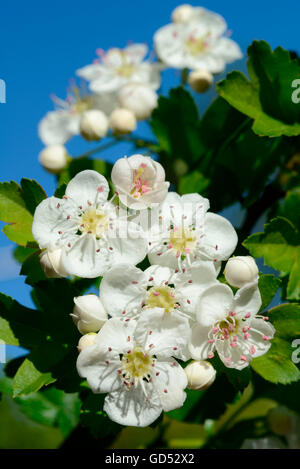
[152,358,187,412]
[65,170,109,209]
[134,307,191,360]
[107,219,148,266]
[32,196,78,250]
[175,261,218,317]
[77,344,121,393]
[196,283,234,327]
[100,264,147,318]
[233,282,262,318]
[189,323,212,360]
[202,212,238,261]
[95,317,137,354]
[104,384,162,427]
[144,265,175,287]
[38,110,80,145]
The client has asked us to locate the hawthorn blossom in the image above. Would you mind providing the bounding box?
[39,86,117,145]
[32,170,148,278]
[154,8,242,73]
[147,192,238,271]
[111,154,170,210]
[72,294,108,334]
[100,261,218,324]
[77,311,189,427]
[189,283,275,370]
[76,44,162,94]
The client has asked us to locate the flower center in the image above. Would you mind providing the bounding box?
[169,227,196,254]
[213,315,240,341]
[122,347,153,378]
[130,165,152,199]
[80,208,108,236]
[145,286,176,313]
[117,63,136,77]
[186,33,210,55]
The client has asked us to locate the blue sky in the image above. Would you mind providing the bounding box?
[0,0,299,315]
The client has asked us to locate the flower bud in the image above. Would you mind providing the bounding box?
[224,256,259,288]
[71,295,108,334]
[111,154,169,209]
[109,108,137,135]
[185,360,216,391]
[171,4,194,23]
[80,109,109,141]
[39,248,68,278]
[267,406,296,436]
[77,333,97,352]
[118,83,158,120]
[39,145,68,174]
[188,69,213,93]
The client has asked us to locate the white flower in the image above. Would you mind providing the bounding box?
[147,192,238,271]
[77,333,97,352]
[111,154,170,210]
[171,4,194,24]
[39,248,68,278]
[185,360,216,390]
[189,283,275,370]
[188,69,213,93]
[72,294,108,334]
[76,44,161,94]
[118,83,158,120]
[39,88,117,145]
[77,311,189,427]
[109,108,137,135]
[80,110,109,141]
[224,256,259,288]
[154,9,242,73]
[100,261,218,326]
[39,145,68,174]
[32,169,148,278]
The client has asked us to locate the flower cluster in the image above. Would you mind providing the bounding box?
[33,153,275,427]
[37,5,242,174]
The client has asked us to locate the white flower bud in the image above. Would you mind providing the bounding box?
[109,108,137,135]
[224,256,259,288]
[171,4,194,23]
[111,154,169,209]
[77,333,97,353]
[39,248,68,278]
[39,145,68,174]
[185,360,216,391]
[188,69,213,93]
[118,83,158,120]
[267,406,296,436]
[71,295,108,334]
[79,109,109,141]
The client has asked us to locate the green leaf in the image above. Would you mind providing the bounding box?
[80,393,121,438]
[178,170,210,195]
[0,317,19,346]
[20,179,47,216]
[217,41,300,137]
[13,359,55,397]
[251,303,300,384]
[258,274,281,312]
[244,217,300,300]
[0,181,35,245]
[151,87,203,163]
[278,187,300,232]
[13,245,37,264]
